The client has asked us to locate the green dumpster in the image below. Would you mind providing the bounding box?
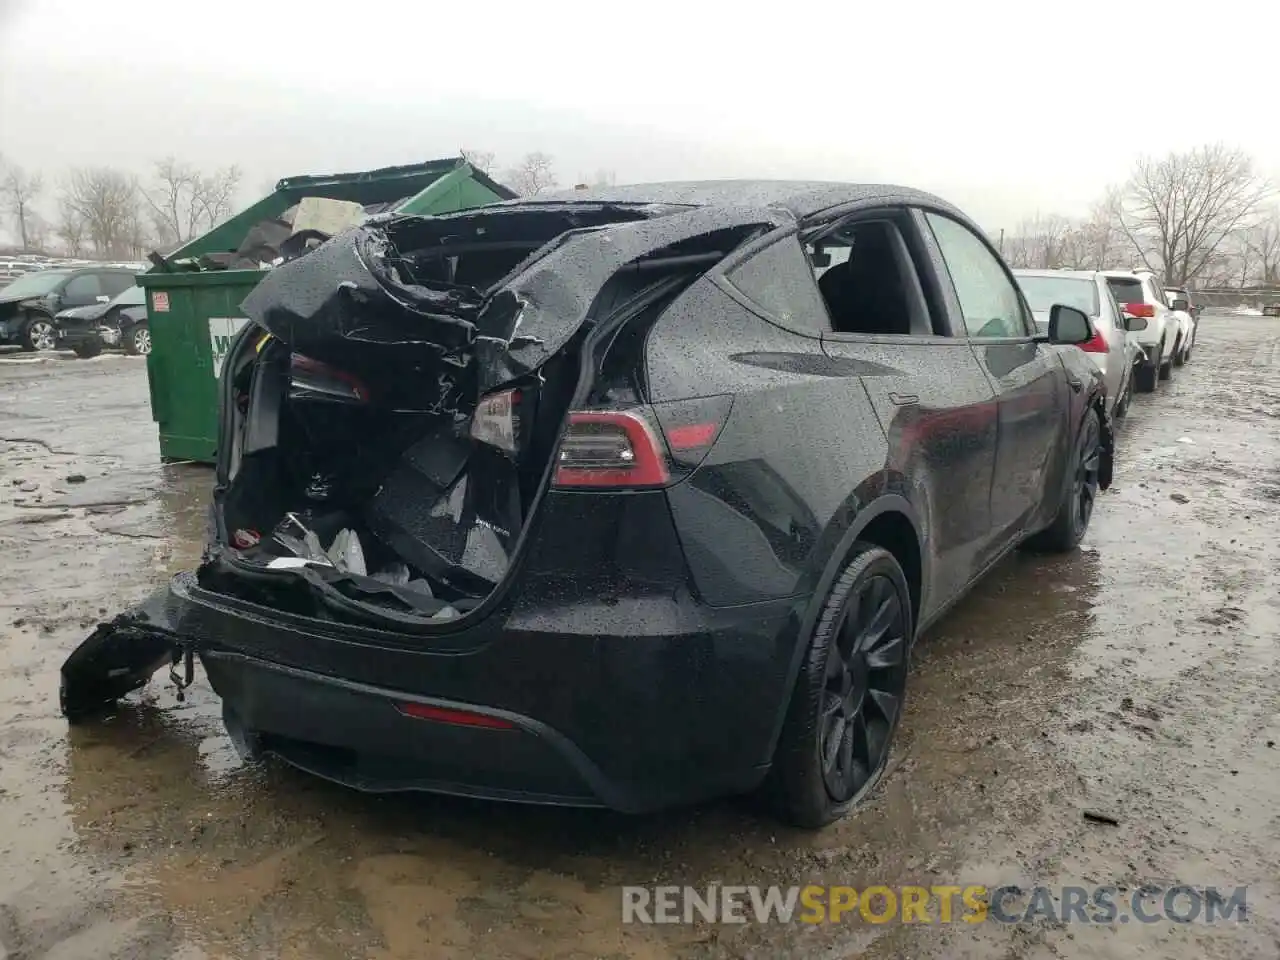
[138,157,516,463]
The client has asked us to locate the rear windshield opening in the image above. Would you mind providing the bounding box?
[1016,276,1099,316]
[1105,278,1145,307]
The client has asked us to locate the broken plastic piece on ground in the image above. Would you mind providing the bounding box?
[60,584,184,722]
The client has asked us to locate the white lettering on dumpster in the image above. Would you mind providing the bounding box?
[209,317,251,378]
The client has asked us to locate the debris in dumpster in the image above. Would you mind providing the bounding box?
[292,197,367,237]
[231,218,293,268]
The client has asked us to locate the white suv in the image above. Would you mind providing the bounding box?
[1163,286,1197,365]
[1101,270,1182,390]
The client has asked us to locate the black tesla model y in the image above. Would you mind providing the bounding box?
[62,181,1111,827]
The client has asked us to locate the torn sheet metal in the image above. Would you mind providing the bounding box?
[239,202,787,398]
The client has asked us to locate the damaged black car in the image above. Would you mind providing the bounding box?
[62,181,1112,828]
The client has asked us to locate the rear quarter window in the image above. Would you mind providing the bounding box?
[725,235,830,335]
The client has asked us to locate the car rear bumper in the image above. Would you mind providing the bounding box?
[173,568,802,813]
[206,650,622,807]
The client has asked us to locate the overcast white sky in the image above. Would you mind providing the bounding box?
[2,0,1278,242]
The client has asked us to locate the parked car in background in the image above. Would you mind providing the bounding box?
[1015,269,1139,419]
[1101,270,1180,390]
[1164,285,1200,320]
[61,181,1113,829]
[0,266,138,351]
[1163,286,1197,364]
[54,284,150,357]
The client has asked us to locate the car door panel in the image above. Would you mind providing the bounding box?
[918,210,1069,548]
[969,340,1066,536]
[836,341,999,618]
[811,211,1001,620]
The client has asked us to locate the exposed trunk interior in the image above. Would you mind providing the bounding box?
[197,205,770,631]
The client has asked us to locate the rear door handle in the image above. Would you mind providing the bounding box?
[1067,376,1082,393]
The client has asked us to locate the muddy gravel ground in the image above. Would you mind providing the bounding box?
[1,316,1278,960]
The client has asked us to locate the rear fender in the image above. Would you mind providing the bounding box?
[59,583,190,722]
[762,492,923,761]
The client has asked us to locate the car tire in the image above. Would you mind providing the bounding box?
[1173,337,1186,367]
[1135,355,1158,393]
[72,340,103,359]
[20,315,57,352]
[1159,356,1173,380]
[1026,407,1103,553]
[1114,372,1133,419]
[765,542,912,829]
[125,323,151,356]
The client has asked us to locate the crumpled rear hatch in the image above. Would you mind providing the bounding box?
[59,197,788,717]
[196,200,784,629]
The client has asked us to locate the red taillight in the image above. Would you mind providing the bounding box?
[397,702,515,730]
[553,410,671,488]
[552,397,733,490]
[1123,302,1155,318]
[1080,330,1108,353]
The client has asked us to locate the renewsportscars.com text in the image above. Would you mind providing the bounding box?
[621,884,1249,925]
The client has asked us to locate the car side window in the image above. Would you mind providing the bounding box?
[63,274,103,300]
[725,235,832,335]
[1148,277,1167,306]
[101,273,134,297]
[925,213,1029,339]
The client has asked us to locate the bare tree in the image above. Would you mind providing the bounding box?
[1245,208,1280,285]
[55,198,86,257]
[460,149,496,176]
[504,152,558,197]
[0,156,45,251]
[25,213,50,253]
[1116,144,1271,285]
[1002,213,1074,268]
[143,156,242,247]
[62,167,143,258]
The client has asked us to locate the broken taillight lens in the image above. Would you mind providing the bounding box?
[552,396,732,489]
[289,354,370,403]
[470,387,522,456]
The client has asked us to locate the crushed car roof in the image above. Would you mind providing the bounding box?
[494,180,960,220]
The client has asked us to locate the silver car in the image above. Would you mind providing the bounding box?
[1014,269,1141,418]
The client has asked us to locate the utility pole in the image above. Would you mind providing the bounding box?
[998,228,1005,256]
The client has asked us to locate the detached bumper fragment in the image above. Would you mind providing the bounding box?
[59,582,190,723]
